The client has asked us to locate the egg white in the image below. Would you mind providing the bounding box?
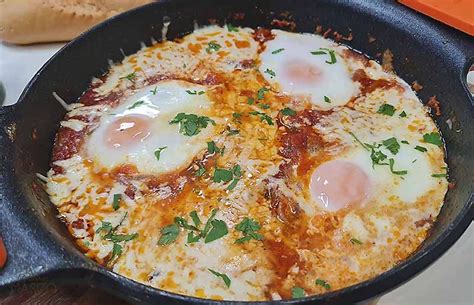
[86,80,214,174]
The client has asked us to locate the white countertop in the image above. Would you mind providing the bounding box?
[0,42,472,305]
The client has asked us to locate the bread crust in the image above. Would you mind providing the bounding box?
[0,0,152,44]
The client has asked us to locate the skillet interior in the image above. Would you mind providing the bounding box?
[0,0,472,304]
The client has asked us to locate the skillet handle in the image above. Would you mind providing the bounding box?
[0,104,71,292]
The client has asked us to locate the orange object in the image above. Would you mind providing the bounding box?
[399,0,474,36]
[0,237,7,268]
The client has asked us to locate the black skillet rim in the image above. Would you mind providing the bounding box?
[4,0,474,303]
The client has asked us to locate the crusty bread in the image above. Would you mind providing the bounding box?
[0,0,153,44]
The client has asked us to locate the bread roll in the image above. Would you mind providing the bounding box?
[0,0,153,44]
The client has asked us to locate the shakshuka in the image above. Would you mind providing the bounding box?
[43,25,448,301]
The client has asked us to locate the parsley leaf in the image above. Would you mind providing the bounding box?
[315,279,331,290]
[190,211,201,227]
[226,178,239,190]
[281,107,296,116]
[423,132,443,147]
[377,104,396,116]
[201,209,218,238]
[235,217,263,243]
[399,111,407,117]
[150,86,158,95]
[158,224,179,246]
[207,141,224,155]
[247,97,255,105]
[432,173,447,178]
[310,50,326,55]
[258,103,270,109]
[249,111,273,125]
[120,73,136,82]
[271,48,285,54]
[128,100,145,109]
[185,90,205,95]
[227,127,240,135]
[226,23,239,32]
[208,269,231,287]
[195,165,206,177]
[154,146,167,161]
[187,231,201,243]
[382,137,400,155]
[257,87,269,100]
[324,96,331,103]
[401,140,410,144]
[206,41,221,53]
[105,232,138,243]
[204,220,228,243]
[169,113,215,136]
[310,48,336,64]
[112,194,121,211]
[388,158,407,175]
[350,238,363,245]
[109,243,122,262]
[264,68,276,78]
[174,216,199,231]
[96,221,113,234]
[292,287,305,299]
[213,168,233,183]
[415,145,427,152]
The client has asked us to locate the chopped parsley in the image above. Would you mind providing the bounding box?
[324,96,331,103]
[206,41,221,53]
[207,141,224,155]
[257,87,269,100]
[264,68,276,78]
[112,194,121,211]
[388,158,407,175]
[187,232,201,243]
[281,107,296,116]
[208,269,231,287]
[175,216,199,231]
[169,113,215,136]
[377,103,396,116]
[432,173,447,178]
[247,97,255,105]
[258,103,270,109]
[401,140,410,144]
[105,232,138,243]
[235,217,263,243]
[96,214,138,244]
[157,224,179,246]
[195,165,206,177]
[291,287,306,299]
[185,90,205,95]
[350,238,363,245]
[226,23,239,32]
[271,48,285,54]
[249,111,273,125]
[213,168,234,183]
[315,279,331,290]
[227,127,240,136]
[154,146,167,161]
[150,86,158,95]
[399,111,407,117]
[423,132,443,147]
[204,219,228,243]
[310,48,337,64]
[109,243,123,262]
[190,210,201,227]
[128,100,145,109]
[120,72,136,82]
[382,137,400,155]
[201,209,218,238]
[414,145,427,152]
[232,112,242,123]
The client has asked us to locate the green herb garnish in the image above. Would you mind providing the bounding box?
[382,137,400,155]
[350,238,363,245]
[247,97,255,105]
[291,287,306,299]
[227,23,239,32]
[431,173,447,178]
[208,269,231,287]
[388,158,407,175]
[157,224,179,246]
[235,217,263,243]
[271,48,285,54]
[206,41,221,53]
[324,96,331,103]
[112,194,121,211]
[128,100,145,109]
[169,113,215,136]
[154,146,167,161]
[281,107,296,116]
[423,132,443,147]
[207,141,224,155]
[204,219,228,243]
[414,145,427,152]
[399,111,407,117]
[265,68,276,78]
[120,73,136,82]
[377,104,396,116]
[257,87,269,100]
[195,165,206,177]
[315,279,331,290]
[249,111,273,125]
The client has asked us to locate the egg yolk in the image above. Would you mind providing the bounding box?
[104,114,152,149]
[310,160,370,211]
[283,59,322,86]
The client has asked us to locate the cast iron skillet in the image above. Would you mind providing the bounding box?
[0,0,472,304]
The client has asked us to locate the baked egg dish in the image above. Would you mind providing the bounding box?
[43,25,448,301]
